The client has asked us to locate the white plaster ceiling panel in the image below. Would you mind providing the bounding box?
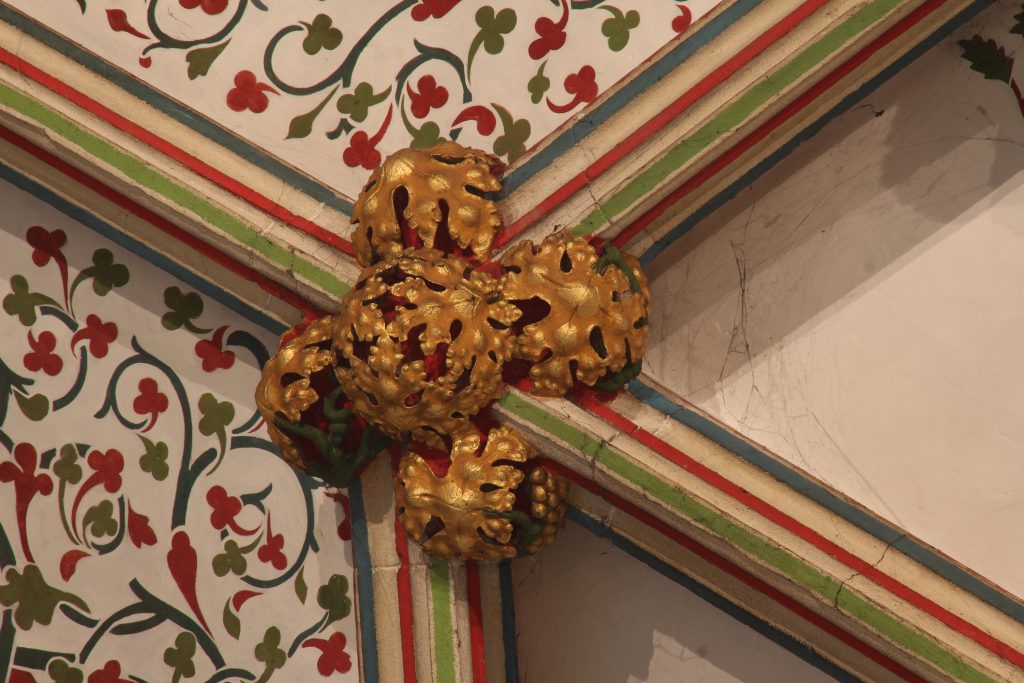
[642,2,1024,597]
[10,0,725,200]
[513,519,836,682]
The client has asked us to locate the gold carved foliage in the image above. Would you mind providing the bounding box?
[351,142,503,267]
[254,315,336,471]
[332,250,517,447]
[395,425,565,560]
[255,144,654,562]
[500,232,650,397]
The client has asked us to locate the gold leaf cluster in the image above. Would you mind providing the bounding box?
[332,250,518,447]
[351,142,503,267]
[396,425,537,560]
[500,232,650,397]
[254,315,336,470]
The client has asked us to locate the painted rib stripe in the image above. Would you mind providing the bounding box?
[578,392,1024,671]
[0,82,349,295]
[0,46,355,256]
[430,558,457,683]
[392,452,419,683]
[638,0,993,264]
[465,562,487,683]
[501,0,761,195]
[631,378,1024,627]
[497,560,519,683]
[501,393,995,682]
[497,0,828,248]
[573,0,911,238]
[0,4,355,216]
[567,507,868,683]
[348,478,381,683]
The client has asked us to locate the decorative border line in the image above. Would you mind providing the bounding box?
[430,558,457,683]
[499,391,1006,682]
[496,0,829,248]
[0,81,351,297]
[348,478,381,683]
[565,506,872,682]
[630,378,1024,626]
[576,390,1024,674]
[0,41,355,257]
[497,560,519,683]
[465,562,487,683]
[632,0,993,264]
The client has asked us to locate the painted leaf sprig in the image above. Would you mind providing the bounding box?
[958,35,1013,82]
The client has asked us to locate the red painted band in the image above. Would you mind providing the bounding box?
[0,123,326,320]
[466,561,488,683]
[548,462,928,682]
[495,0,830,249]
[578,393,1024,669]
[0,48,356,257]
[612,0,950,249]
[391,450,419,683]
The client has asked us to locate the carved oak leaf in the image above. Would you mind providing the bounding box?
[351,142,503,266]
[255,316,336,468]
[500,232,649,397]
[395,425,531,560]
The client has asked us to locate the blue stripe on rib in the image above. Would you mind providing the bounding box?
[348,477,380,683]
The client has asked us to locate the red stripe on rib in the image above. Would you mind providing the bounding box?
[391,450,419,683]
[466,561,488,683]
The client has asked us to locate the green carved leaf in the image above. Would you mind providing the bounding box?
[317,574,351,626]
[161,287,209,333]
[601,6,640,52]
[163,631,197,679]
[54,444,83,485]
[3,275,58,327]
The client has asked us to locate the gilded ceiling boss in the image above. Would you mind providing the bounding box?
[255,142,651,560]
